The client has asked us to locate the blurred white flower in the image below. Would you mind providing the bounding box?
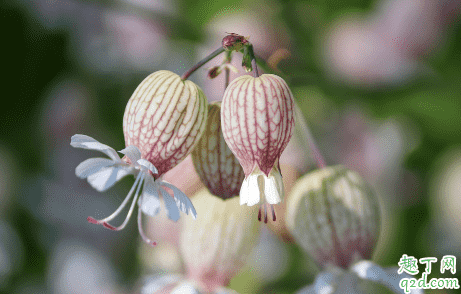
[296,261,422,294]
[180,189,260,293]
[246,227,291,283]
[47,239,119,294]
[427,147,461,254]
[0,221,24,290]
[140,274,240,294]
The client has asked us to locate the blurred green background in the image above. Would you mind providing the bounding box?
[0,0,460,293]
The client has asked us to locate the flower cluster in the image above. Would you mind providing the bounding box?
[68,32,412,293]
[71,36,295,247]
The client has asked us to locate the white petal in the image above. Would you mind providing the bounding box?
[351,260,386,282]
[171,281,202,294]
[294,284,316,294]
[215,287,240,294]
[264,174,282,204]
[86,165,131,192]
[141,275,182,294]
[314,270,342,294]
[75,158,115,179]
[239,175,261,206]
[137,159,159,175]
[239,178,250,205]
[158,187,180,222]
[119,145,142,165]
[161,182,197,219]
[248,174,262,206]
[140,176,161,217]
[71,134,120,161]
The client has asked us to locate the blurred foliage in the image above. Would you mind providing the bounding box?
[0,0,460,293]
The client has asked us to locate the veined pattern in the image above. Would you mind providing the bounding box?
[192,103,245,199]
[123,70,208,177]
[221,74,294,176]
[286,166,380,269]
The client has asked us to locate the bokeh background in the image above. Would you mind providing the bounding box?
[1,0,461,293]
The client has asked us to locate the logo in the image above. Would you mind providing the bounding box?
[398,254,459,293]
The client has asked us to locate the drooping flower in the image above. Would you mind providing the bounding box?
[123,70,208,178]
[191,102,245,200]
[285,165,380,269]
[221,74,295,222]
[71,134,196,246]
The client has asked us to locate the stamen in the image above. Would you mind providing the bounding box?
[102,173,145,231]
[271,204,276,222]
[87,171,143,224]
[258,205,262,222]
[264,204,268,224]
[137,205,157,247]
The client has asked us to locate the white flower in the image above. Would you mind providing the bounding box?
[239,163,284,223]
[71,134,197,246]
[140,274,241,294]
[296,260,423,294]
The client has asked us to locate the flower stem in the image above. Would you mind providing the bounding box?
[293,101,326,169]
[181,47,225,80]
[247,44,259,77]
[225,51,232,89]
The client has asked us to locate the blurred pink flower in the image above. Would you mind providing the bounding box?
[322,104,421,207]
[322,0,460,87]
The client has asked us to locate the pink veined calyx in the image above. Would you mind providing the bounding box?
[221,74,295,222]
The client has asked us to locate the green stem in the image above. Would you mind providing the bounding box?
[225,51,232,90]
[181,47,225,80]
[248,45,259,78]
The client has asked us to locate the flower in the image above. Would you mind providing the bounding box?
[71,134,196,246]
[140,274,241,294]
[296,260,422,294]
[221,74,295,222]
[180,189,260,293]
[123,70,208,178]
[191,102,245,200]
[285,165,380,269]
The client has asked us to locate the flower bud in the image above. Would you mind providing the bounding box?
[207,66,222,79]
[123,70,208,177]
[285,165,381,269]
[222,33,248,52]
[191,102,245,199]
[221,74,295,222]
[180,188,260,293]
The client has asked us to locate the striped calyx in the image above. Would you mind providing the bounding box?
[285,165,381,269]
[123,70,208,178]
[221,74,294,222]
[191,102,244,200]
